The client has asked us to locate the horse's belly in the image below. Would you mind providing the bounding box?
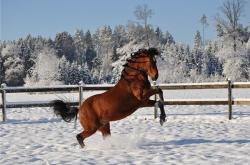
[94,89,141,121]
[101,99,139,121]
[107,107,138,121]
[107,110,135,121]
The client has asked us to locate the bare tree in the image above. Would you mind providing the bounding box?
[216,0,246,51]
[200,14,209,48]
[134,4,154,47]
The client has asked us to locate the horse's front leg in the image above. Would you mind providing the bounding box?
[142,87,166,125]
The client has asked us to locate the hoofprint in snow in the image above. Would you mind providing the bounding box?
[1,89,250,165]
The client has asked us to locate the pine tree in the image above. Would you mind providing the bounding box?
[192,31,203,74]
[184,45,195,70]
[194,31,202,49]
[58,56,70,84]
[155,27,164,44]
[164,31,175,44]
[111,47,119,62]
[1,43,25,86]
[67,62,81,85]
[55,32,76,62]
[111,65,122,84]
[73,29,86,66]
[113,25,128,48]
[200,14,209,48]
[79,63,92,84]
[202,44,222,76]
[21,35,33,73]
[84,30,96,70]
[94,26,113,82]
[91,56,102,83]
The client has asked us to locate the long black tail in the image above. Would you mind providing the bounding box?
[51,100,79,122]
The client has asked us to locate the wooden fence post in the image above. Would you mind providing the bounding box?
[1,83,7,122]
[153,81,158,119]
[74,81,84,129]
[79,81,83,107]
[227,79,232,120]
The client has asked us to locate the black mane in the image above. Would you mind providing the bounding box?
[130,48,160,58]
[122,48,160,67]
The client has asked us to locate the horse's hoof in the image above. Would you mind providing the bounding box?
[79,143,85,148]
[76,134,85,148]
[160,119,165,126]
[159,116,166,126]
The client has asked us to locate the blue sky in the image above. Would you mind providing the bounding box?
[1,0,250,44]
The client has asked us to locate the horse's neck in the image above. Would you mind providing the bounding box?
[120,73,150,90]
[121,68,147,81]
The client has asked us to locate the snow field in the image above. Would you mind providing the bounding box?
[0,89,250,164]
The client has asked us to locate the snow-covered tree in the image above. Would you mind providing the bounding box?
[79,63,92,84]
[84,30,96,70]
[55,31,76,62]
[194,31,202,49]
[155,27,174,46]
[67,62,81,85]
[126,21,145,43]
[58,56,70,84]
[134,4,153,47]
[200,14,209,48]
[113,25,128,48]
[25,47,62,86]
[216,0,249,51]
[184,45,195,70]
[1,43,25,86]
[163,31,175,45]
[216,43,249,81]
[93,26,114,81]
[202,43,222,76]
[192,31,203,74]
[73,29,86,66]
[111,66,122,84]
[91,56,102,83]
[158,43,190,83]
[223,57,249,81]
[110,56,126,84]
[0,17,249,85]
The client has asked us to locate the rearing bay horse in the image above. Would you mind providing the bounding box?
[52,48,166,148]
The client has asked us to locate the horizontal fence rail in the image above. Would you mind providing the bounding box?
[1,81,250,122]
[0,101,79,109]
[164,99,250,105]
[159,82,250,90]
[159,82,229,90]
[3,84,114,93]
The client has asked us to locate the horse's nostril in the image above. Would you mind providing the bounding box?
[155,73,158,80]
[152,74,158,81]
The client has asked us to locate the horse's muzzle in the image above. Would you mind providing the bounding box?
[152,73,158,81]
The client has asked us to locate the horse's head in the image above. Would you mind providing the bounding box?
[127,48,160,81]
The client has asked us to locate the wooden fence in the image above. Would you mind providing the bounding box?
[1,80,250,122]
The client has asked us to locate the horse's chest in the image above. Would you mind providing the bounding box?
[110,93,139,111]
[140,80,151,90]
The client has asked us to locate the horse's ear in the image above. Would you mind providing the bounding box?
[148,48,160,56]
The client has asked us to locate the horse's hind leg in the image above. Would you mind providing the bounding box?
[98,123,111,139]
[76,128,97,148]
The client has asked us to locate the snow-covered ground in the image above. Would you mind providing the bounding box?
[1,89,250,165]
